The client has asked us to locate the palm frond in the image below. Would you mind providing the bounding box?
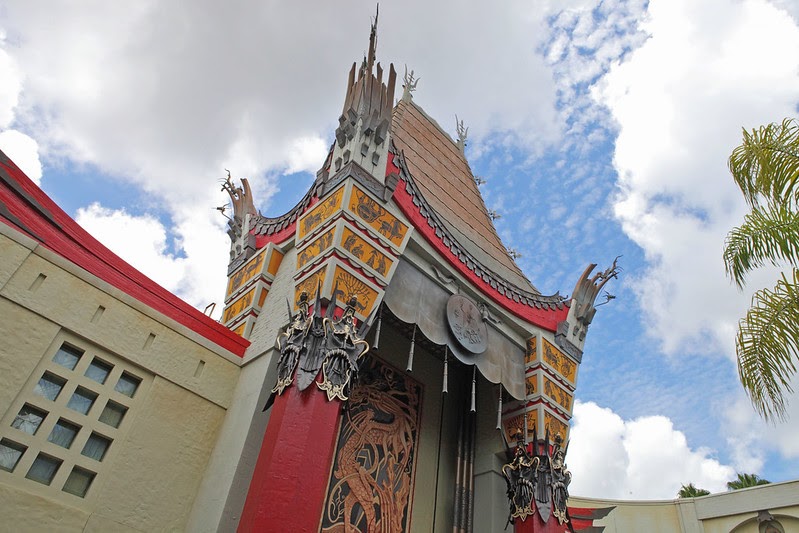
[737,268,799,421]
[726,472,770,490]
[729,118,799,208]
[724,202,799,289]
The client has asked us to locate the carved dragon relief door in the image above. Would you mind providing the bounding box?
[319,355,424,532]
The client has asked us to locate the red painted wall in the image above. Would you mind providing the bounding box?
[238,384,342,532]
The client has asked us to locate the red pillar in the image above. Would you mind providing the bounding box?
[238,384,342,532]
[515,510,571,533]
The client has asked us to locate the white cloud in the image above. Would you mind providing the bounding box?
[75,203,187,291]
[569,401,734,499]
[76,202,231,316]
[0,36,22,129]
[286,136,328,175]
[723,390,799,476]
[594,0,799,355]
[0,129,41,184]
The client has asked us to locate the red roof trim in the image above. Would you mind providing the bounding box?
[0,155,249,357]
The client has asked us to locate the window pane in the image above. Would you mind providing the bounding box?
[47,419,81,449]
[53,344,83,370]
[62,467,95,498]
[114,372,141,398]
[11,404,47,435]
[81,433,111,462]
[99,401,127,428]
[33,372,67,401]
[67,387,97,415]
[0,439,26,472]
[26,454,62,485]
[84,358,113,384]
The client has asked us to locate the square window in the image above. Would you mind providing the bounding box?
[84,358,113,384]
[99,401,127,428]
[47,419,81,449]
[0,439,26,472]
[25,454,62,485]
[53,344,83,370]
[81,433,111,462]
[62,467,95,498]
[33,372,67,401]
[11,404,47,435]
[114,372,141,398]
[67,387,97,415]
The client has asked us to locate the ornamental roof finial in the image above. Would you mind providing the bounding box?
[331,5,397,181]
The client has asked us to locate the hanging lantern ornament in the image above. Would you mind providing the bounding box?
[442,346,449,394]
[406,324,416,372]
[373,305,382,351]
[496,386,503,430]
[470,365,477,413]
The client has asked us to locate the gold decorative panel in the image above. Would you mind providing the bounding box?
[347,185,408,248]
[341,227,393,277]
[543,377,573,412]
[227,248,266,298]
[267,248,284,276]
[222,287,255,324]
[527,407,540,436]
[525,373,537,397]
[298,186,344,240]
[542,338,576,385]
[503,413,526,444]
[525,336,537,366]
[331,265,379,317]
[321,356,422,533]
[544,411,569,442]
[297,227,335,270]
[294,267,326,309]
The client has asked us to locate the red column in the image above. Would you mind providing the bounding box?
[238,384,342,532]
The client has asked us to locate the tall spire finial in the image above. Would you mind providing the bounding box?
[367,4,379,73]
[456,115,469,152]
[402,65,419,101]
[331,5,396,182]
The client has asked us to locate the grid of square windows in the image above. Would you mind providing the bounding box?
[1,341,145,500]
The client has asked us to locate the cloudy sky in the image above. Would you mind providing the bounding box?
[2,0,799,499]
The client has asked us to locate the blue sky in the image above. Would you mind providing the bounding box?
[2,0,799,499]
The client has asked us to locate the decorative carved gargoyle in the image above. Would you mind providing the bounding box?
[571,256,621,332]
[502,428,574,528]
[550,434,573,525]
[272,292,313,395]
[318,296,370,401]
[502,431,540,523]
[269,285,372,404]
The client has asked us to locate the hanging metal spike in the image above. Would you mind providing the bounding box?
[470,365,476,413]
[496,386,503,430]
[442,346,449,394]
[523,410,528,445]
[373,306,382,351]
[406,324,416,372]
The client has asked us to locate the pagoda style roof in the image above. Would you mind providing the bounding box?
[0,149,249,357]
[390,98,536,293]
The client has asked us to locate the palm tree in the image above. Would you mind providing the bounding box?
[726,473,770,490]
[678,483,710,498]
[723,118,799,421]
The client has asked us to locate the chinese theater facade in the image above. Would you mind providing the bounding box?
[196,16,617,533]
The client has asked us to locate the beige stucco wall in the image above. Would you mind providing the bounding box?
[569,480,799,533]
[0,226,241,532]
